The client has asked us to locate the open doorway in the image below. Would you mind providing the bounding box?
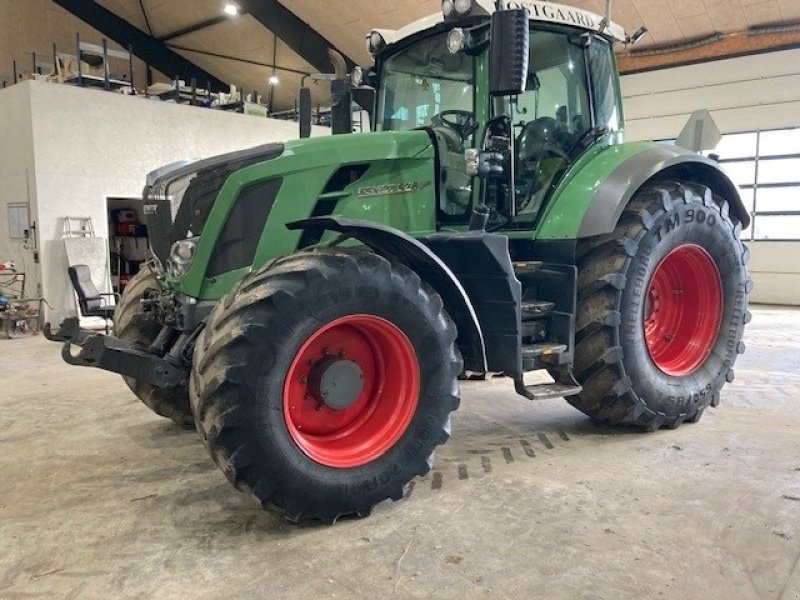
[106,197,150,294]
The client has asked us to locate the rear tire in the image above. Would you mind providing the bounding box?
[569,181,751,431]
[190,249,462,522]
[114,265,193,427]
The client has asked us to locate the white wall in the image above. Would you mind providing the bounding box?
[621,49,800,306]
[621,48,800,142]
[0,83,39,295]
[747,242,800,306]
[0,80,327,322]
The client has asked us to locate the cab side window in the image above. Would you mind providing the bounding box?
[588,38,620,132]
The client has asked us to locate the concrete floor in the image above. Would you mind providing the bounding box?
[1,307,799,600]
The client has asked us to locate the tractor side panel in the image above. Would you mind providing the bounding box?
[421,233,523,373]
[317,154,438,240]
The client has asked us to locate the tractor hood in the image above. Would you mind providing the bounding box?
[142,130,434,264]
[281,130,434,170]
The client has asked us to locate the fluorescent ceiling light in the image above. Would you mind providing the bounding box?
[223,3,239,16]
[268,74,279,85]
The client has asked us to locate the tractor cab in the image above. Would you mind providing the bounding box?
[363,0,626,230]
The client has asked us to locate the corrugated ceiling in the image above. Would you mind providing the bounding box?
[92,0,800,111]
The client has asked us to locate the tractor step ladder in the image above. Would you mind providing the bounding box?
[513,261,544,278]
[514,379,582,402]
[522,342,569,371]
[521,300,555,318]
[521,319,547,341]
[522,342,567,359]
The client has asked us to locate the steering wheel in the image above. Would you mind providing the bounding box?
[517,117,572,163]
[430,110,476,141]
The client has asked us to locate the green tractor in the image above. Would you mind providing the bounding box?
[46,0,751,522]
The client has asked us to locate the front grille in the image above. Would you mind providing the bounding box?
[143,143,284,262]
[206,178,283,277]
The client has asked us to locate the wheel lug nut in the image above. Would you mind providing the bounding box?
[338,348,346,357]
[300,375,308,383]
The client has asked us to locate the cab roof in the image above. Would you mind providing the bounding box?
[369,0,627,50]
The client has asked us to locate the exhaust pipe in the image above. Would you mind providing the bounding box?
[299,85,312,139]
[298,49,352,138]
[328,50,352,136]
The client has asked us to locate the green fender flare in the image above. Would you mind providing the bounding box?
[538,142,750,240]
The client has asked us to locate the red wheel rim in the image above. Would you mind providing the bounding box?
[283,314,420,468]
[644,244,723,376]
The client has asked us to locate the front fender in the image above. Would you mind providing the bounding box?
[537,142,750,240]
[287,216,487,372]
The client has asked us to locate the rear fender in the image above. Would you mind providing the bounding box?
[287,217,487,372]
[537,143,750,241]
[577,145,750,238]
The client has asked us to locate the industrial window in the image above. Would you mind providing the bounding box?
[713,127,800,241]
[7,203,30,240]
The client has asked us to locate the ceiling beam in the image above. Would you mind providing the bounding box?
[137,0,153,35]
[236,0,357,74]
[52,0,229,91]
[619,29,800,74]
[159,15,231,42]
[168,44,311,77]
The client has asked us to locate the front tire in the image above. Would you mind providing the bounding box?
[114,265,193,427]
[190,249,462,522]
[570,182,751,430]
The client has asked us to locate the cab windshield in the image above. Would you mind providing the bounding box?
[377,32,474,133]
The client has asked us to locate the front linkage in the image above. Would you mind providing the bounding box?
[44,318,188,389]
[44,281,203,391]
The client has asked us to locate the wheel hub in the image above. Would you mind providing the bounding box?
[283,314,420,468]
[643,244,723,377]
[309,358,364,410]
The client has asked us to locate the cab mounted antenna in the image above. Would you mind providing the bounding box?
[597,0,611,32]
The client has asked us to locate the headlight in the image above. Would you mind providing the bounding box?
[464,148,480,176]
[167,237,199,277]
[454,0,473,15]
[442,0,455,17]
[172,240,195,262]
[351,66,364,87]
[367,31,385,55]
[447,28,467,54]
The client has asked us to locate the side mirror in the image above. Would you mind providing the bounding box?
[489,8,529,97]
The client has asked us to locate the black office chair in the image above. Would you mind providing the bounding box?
[67,264,118,334]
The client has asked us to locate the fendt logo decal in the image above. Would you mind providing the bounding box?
[357,180,432,198]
